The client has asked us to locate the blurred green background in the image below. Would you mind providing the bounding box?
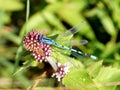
[0,0,120,89]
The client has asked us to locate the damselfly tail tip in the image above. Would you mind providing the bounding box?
[90,55,98,60]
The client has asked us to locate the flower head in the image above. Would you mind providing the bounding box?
[23,30,51,62]
[32,42,51,62]
[23,30,40,52]
[51,63,70,82]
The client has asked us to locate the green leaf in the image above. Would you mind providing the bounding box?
[63,68,97,90]
[0,0,24,11]
[87,60,103,78]
[96,8,116,37]
[94,67,120,90]
[20,12,51,38]
[0,10,11,24]
[43,11,66,31]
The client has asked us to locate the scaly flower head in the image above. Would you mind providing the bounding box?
[23,30,40,51]
[23,30,51,62]
[32,42,51,62]
[51,63,70,82]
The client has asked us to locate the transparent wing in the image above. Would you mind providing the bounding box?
[58,21,86,38]
[71,39,88,46]
[51,47,80,69]
[49,21,97,60]
[79,40,88,45]
[56,21,86,48]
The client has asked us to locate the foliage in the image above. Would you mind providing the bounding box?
[0,0,120,89]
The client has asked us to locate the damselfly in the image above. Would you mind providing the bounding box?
[39,22,97,60]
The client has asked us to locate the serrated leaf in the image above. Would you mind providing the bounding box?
[95,67,120,82]
[87,60,103,78]
[62,68,97,90]
[94,67,120,90]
